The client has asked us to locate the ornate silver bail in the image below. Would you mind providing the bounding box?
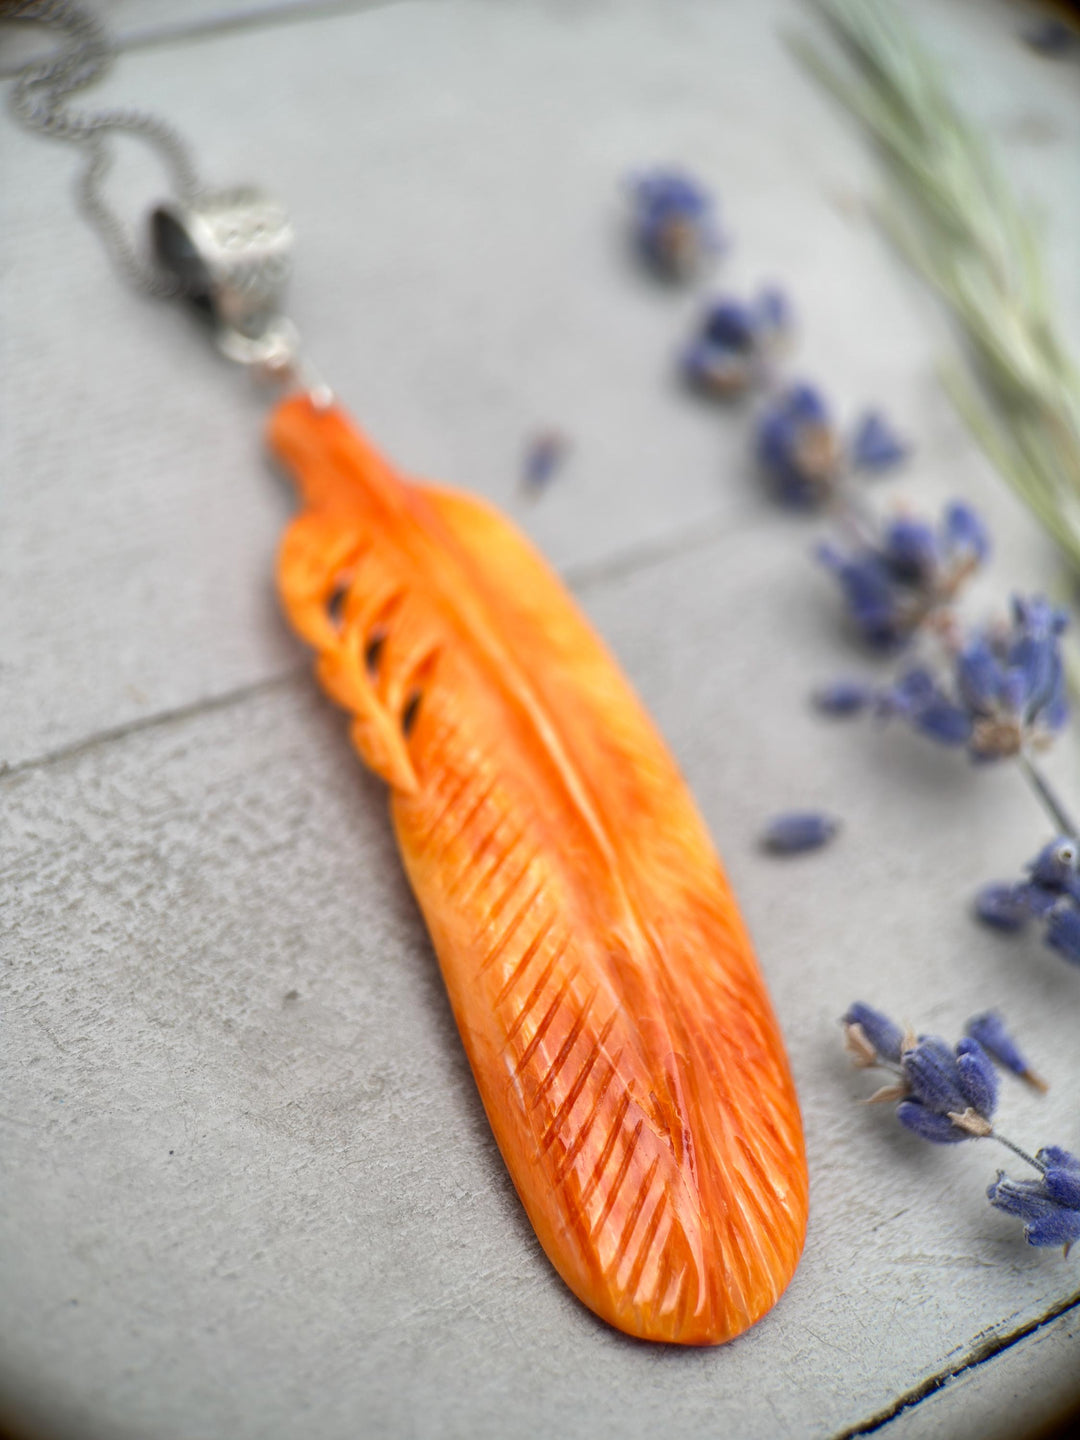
[151,187,299,372]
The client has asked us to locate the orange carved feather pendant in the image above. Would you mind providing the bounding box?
[271,393,808,1345]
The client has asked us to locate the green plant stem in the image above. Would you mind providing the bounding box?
[794,0,1080,579]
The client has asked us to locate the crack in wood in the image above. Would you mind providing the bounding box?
[0,671,302,782]
[831,1289,1080,1439]
[0,0,399,80]
[1,508,769,780]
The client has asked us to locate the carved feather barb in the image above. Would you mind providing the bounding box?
[271,394,808,1345]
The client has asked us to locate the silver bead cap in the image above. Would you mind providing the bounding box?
[152,187,297,366]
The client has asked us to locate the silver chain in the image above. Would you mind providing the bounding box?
[4,0,204,296]
[5,0,331,401]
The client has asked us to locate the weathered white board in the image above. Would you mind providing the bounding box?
[2,2,1078,1437]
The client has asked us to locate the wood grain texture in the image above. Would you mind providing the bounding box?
[4,525,1080,1440]
[3,0,1076,767]
[3,0,1080,1431]
[272,394,808,1343]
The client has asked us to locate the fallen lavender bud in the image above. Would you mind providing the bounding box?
[813,679,874,716]
[762,810,839,854]
[966,1010,1048,1093]
[522,429,570,491]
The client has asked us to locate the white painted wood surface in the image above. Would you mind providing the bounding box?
[2,2,1078,1437]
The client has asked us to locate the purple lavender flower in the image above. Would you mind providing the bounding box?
[842,1001,998,1142]
[966,1010,1048,1092]
[1044,1149,1080,1203]
[817,502,989,650]
[850,410,909,473]
[757,383,841,508]
[974,837,1080,970]
[973,882,1032,932]
[1027,836,1080,890]
[762,810,839,854]
[840,1008,1002,1140]
[628,170,720,282]
[522,430,569,490]
[844,1005,1072,1252]
[813,678,874,716]
[681,288,792,397]
[757,388,909,509]
[944,502,992,563]
[842,1001,905,1064]
[957,597,1070,759]
[1045,904,1080,966]
[897,1033,999,1142]
[876,593,1068,762]
[879,665,973,744]
[988,1148,1080,1253]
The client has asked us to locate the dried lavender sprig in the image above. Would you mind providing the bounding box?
[843,1003,1000,1144]
[816,593,1073,837]
[841,1003,1080,1252]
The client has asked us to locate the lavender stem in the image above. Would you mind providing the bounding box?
[991,1131,1047,1174]
[830,482,878,546]
[1018,751,1078,838]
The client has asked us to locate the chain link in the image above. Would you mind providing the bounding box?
[4,0,204,296]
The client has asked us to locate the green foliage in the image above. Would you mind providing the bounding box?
[793,0,1080,571]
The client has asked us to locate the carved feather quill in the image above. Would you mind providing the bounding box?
[272,394,808,1345]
